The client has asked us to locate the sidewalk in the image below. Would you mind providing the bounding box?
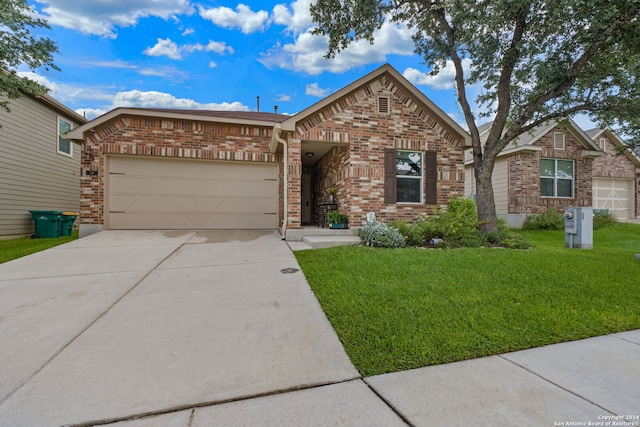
[82,330,640,427]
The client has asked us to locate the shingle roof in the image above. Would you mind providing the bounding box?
[134,108,290,123]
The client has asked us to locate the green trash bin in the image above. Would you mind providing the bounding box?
[29,210,63,238]
[60,212,78,236]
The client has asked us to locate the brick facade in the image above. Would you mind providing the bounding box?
[507,126,593,215]
[289,74,465,227]
[75,65,469,233]
[80,115,281,227]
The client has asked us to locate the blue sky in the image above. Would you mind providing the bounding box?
[21,0,602,133]
[20,0,475,122]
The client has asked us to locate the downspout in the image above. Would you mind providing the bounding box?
[273,126,288,240]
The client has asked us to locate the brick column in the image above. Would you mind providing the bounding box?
[287,138,302,229]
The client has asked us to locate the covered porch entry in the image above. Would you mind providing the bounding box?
[300,139,349,227]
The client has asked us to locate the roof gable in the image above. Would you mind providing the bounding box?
[280,64,471,148]
[587,127,640,167]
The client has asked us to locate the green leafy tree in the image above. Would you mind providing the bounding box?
[311,0,640,233]
[0,0,58,112]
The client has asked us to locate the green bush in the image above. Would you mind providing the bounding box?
[593,210,618,230]
[386,198,530,249]
[358,221,405,248]
[388,220,425,246]
[522,208,564,230]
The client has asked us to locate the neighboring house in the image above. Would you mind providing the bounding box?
[65,64,471,239]
[464,119,604,227]
[588,128,640,219]
[0,93,87,238]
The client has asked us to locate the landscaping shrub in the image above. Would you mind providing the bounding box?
[388,220,425,246]
[522,208,564,230]
[358,221,405,248]
[593,210,618,230]
[387,198,530,249]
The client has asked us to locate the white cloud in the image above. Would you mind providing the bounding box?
[144,38,182,60]
[144,38,234,60]
[276,93,292,102]
[33,0,194,38]
[184,40,234,55]
[112,90,250,111]
[199,4,269,34]
[209,61,218,68]
[403,59,473,90]
[305,83,330,97]
[181,28,195,36]
[272,0,313,34]
[260,20,415,75]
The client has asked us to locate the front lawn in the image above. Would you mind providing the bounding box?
[294,223,640,377]
[0,232,79,264]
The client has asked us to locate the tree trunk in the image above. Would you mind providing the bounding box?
[475,164,499,234]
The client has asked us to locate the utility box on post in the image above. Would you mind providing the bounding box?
[564,207,593,249]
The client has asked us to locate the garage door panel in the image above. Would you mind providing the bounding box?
[200,162,243,179]
[111,195,154,211]
[593,178,633,219]
[242,181,277,196]
[110,157,154,175]
[155,213,204,229]
[154,196,199,211]
[109,212,152,229]
[108,157,278,229]
[110,176,154,194]
[243,198,277,213]
[241,164,276,178]
[242,214,277,229]
[198,181,242,196]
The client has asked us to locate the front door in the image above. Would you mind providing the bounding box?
[301,174,311,224]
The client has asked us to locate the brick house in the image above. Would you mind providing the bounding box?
[464,119,604,227]
[66,64,470,239]
[588,128,640,219]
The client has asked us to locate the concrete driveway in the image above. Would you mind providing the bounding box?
[0,230,381,426]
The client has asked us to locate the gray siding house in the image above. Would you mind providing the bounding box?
[0,93,87,238]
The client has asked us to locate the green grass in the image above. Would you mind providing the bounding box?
[295,223,640,376]
[0,231,79,264]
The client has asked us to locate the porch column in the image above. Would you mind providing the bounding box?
[287,137,302,229]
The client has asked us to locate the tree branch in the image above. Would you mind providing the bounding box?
[504,2,640,143]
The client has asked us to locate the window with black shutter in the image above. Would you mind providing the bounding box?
[384,149,437,204]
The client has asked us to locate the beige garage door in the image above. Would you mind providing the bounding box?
[108,157,278,229]
[593,178,634,219]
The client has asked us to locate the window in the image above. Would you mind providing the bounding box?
[58,118,73,156]
[553,132,565,150]
[599,137,606,151]
[540,158,574,198]
[396,150,423,203]
[384,149,437,204]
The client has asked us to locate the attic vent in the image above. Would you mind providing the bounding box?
[553,132,565,150]
[599,137,606,151]
[378,97,389,114]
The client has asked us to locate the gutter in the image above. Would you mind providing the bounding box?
[273,125,288,240]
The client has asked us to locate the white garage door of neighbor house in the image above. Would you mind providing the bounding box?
[593,178,633,219]
[108,157,278,230]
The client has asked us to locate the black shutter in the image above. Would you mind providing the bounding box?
[384,148,396,204]
[425,150,437,204]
